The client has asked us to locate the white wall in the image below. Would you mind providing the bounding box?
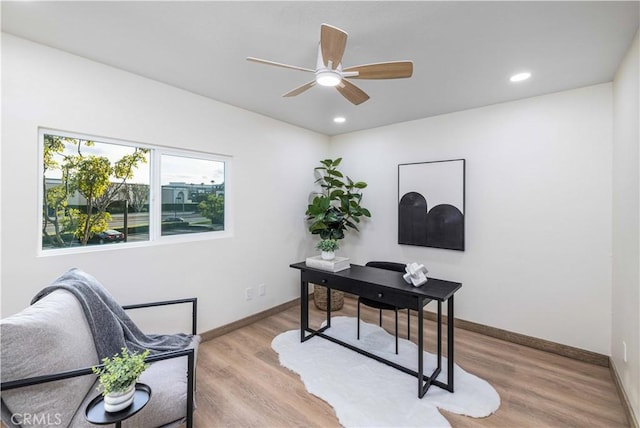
[331,84,613,354]
[612,30,640,422]
[0,34,328,332]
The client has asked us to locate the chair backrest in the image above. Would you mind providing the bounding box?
[1,290,98,428]
[365,261,406,273]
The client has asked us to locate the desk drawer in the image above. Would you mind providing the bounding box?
[303,270,417,309]
[355,286,416,309]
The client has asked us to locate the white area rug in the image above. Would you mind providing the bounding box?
[271,316,500,427]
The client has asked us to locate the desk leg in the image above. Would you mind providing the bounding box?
[448,295,454,392]
[300,280,308,342]
[437,301,442,374]
[418,304,424,397]
[326,287,332,328]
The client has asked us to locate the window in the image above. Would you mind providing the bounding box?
[160,154,225,237]
[40,129,229,253]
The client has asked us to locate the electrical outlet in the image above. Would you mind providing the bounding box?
[623,341,627,363]
[245,287,253,301]
[258,284,266,296]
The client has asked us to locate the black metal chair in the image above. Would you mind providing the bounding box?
[357,261,410,354]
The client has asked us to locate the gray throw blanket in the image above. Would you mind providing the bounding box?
[31,268,194,361]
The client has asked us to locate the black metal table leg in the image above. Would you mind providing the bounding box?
[448,295,455,392]
[437,301,442,373]
[418,304,423,397]
[300,280,308,342]
[432,296,455,393]
[326,287,332,328]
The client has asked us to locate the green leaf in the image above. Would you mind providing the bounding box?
[361,208,371,217]
[327,169,344,178]
[326,177,345,188]
[354,181,368,189]
[344,220,359,231]
[324,211,339,223]
[329,189,344,199]
[332,158,342,167]
[308,196,328,209]
[318,197,331,210]
[309,222,328,232]
[330,229,345,240]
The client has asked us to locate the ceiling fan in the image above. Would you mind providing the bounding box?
[247,24,413,105]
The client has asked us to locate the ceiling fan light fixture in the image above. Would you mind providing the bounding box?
[316,70,342,87]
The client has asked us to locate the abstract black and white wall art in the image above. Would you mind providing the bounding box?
[398,159,465,251]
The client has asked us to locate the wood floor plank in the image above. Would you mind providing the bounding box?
[192,299,629,427]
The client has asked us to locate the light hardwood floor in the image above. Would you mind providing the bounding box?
[193,298,629,427]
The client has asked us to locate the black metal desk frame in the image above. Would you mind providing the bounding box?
[290,262,462,398]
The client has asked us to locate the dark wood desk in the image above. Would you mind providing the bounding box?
[290,262,462,398]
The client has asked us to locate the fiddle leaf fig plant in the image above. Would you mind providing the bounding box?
[306,158,371,241]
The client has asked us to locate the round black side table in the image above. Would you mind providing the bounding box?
[85,383,152,428]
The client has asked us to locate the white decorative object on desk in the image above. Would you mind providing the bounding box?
[403,262,428,286]
[306,255,350,272]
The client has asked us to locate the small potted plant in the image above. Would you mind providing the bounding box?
[92,347,150,412]
[316,238,339,260]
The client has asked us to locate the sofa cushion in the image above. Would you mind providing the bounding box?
[70,335,200,427]
[1,290,99,427]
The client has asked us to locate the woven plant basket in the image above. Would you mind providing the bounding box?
[313,285,344,311]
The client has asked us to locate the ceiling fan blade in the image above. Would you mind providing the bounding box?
[343,61,414,79]
[320,24,347,69]
[246,57,314,73]
[283,81,317,97]
[336,80,370,105]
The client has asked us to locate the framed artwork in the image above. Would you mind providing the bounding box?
[398,159,465,251]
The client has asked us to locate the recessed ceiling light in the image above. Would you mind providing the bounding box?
[333,117,346,123]
[510,72,532,82]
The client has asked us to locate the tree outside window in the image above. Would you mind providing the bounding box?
[42,134,149,248]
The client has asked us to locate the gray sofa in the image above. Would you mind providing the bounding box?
[1,289,199,428]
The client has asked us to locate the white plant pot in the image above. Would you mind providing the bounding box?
[104,384,136,413]
[321,251,335,260]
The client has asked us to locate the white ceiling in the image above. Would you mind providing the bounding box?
[2,1,638,136]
